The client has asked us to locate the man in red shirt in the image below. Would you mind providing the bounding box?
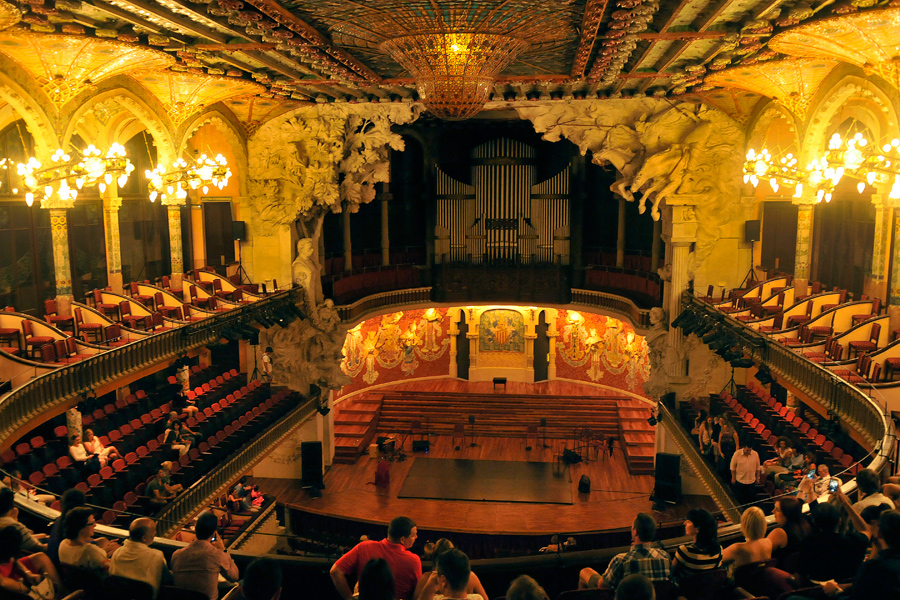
[330,516,422,600]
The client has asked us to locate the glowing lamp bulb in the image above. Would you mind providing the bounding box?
[149,191,158,202]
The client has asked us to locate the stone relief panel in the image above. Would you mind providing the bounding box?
[515,100,745,277]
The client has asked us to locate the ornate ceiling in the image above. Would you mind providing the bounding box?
[0,0,897,124]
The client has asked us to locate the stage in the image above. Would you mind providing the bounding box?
[252,433,716,535]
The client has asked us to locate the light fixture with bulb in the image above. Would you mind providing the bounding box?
[145,152,231,203]
[14,144,134,206]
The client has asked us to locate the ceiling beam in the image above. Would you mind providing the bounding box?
[241,0,382,84]
[635,31,727,40]
[570,0,609,78]
[692,0,734,32]
[195,43,278,51]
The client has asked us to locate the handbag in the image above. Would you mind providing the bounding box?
[27,577,55,600]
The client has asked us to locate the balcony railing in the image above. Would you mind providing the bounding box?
[0,289,301,448]
[156,395,317,536]
[335,287,432,322]
[571,288,653,328]
[683,293,894,471]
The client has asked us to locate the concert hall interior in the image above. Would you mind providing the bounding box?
[0,0,898,598]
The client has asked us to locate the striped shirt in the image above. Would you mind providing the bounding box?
[672,543,722,586]
[601,543,671,589]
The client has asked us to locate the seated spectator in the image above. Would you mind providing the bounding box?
[763,446,804,480]
[2,469,54,506]
[171,511,239,600]
[812,464,841,498]
[616,574,655,600]
[776,451,816,489]
[159,462,184,495]
[359,558,395,600]
[0,488,48,554]
[796,502,867,586]
[846,509,900,598]
[414,539,488,600]
[164,420,192,457]
[721,507,772,569]
[578,513,671,591]
[48,489,84,567]
[671,508,722,589]
[171,392,199,417]
[418,548,482,600]
[109,518,170,598]
[505,576,548,600]
[233,557,282,600]
[0,526,63,597]
[69,434,99,472]
[58,507,109,575]
[83,428,121,467]
[147,469,177,507]
[766,496,810,570]
[331,516,422,600]
[853,468,896,512]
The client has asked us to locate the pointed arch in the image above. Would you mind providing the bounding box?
[178,108,249,197]
[0,69,58,156]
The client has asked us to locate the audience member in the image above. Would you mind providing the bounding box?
[670,508,721,589]
[419,548,482,600]
[330,516,422,600]
[414,539,488,600]
[763,446,804,480]
[159,462,184,495]
[109,518,170,598]
[171,511,239,600]
[234,557,282,600]
[261,347,273,383]
[505,576,548,600]
[615,574,655,600]
[0,526,63,597]
[69,434,99,472]
[853,468,896,512]
[796,502,867,586]
[766,496,810,570]
[359,558,395,600]
[847,509,900,598]
[2,469,54,506]
[578,513,670,591]
[47,489,85,567]
[697,414,716,458]
[730,443,761,506]
[777,451,817,489]
[171,391,199,417]
[716,418,739,474]
[83,428,121,466]
[58,507,109,574]
[147,468,177,507]
[0,487,48,554]
[721,507,772,569]
[811,464,841,498]
[164,420,192,457]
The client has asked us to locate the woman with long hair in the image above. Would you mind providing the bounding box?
[766,496,811,570]
[57,507,109,574]
[671,508,722,588]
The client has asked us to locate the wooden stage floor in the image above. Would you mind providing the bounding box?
[254,380,716,536]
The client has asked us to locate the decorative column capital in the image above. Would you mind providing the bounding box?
[161,197,188,207]
[41,198,76,210]
[871,194,885,209]
[791,196,819,208]
[104,196,123,210]
[661,204,698,244]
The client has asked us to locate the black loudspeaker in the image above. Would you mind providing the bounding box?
[412,440,430,452]
[232,220,246,240]
[562,449,582,464]
[745,219,761,242]
[540,417,547,427]
[301,441,324,489]
[468,415,475,425]
[652,452,682,504]
[578,475,591,493]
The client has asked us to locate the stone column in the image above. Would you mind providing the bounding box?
[570,153,586,286]
[44,199,75,315]
[616,197,626,268]
[661,202,699,380]
[342,205,352,272]
[888,208,900,331]
[103,195,124,293]
[792,198,816,297]
[164,199,186,287]
[869,194,888,299]
[380,185,391,266]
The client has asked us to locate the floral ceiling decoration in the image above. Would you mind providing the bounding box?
[129,70,266,126]
[221,95,308,136]
[0,1,19,31]
[705,59,838,120]
[769,8,900,92]
[0,31,174,107]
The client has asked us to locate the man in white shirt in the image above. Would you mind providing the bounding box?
[730,444,761,506]
[109,518,170,598]
[853,468,896,512]
[261,347,273,383]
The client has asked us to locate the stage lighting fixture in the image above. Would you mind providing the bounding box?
[755,365,775,385]
[702,329,721,344]
[255,313,274,328]
[731,357,755,368]
[671,309,694,329]
[288,303,307,319]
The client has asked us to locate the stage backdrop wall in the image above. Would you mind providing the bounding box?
[338,307,453,397]
[554,309,650,397]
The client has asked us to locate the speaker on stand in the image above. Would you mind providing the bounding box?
[301,441,324,498]
[650,452,681,508]
[468,415,478,447]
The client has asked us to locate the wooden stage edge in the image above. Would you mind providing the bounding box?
[252,380,718,536]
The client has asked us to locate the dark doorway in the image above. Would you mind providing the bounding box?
[203,201,235,273]
[456,311,469,380]
[533,311,549,381]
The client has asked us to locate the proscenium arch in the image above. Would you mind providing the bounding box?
[178,108,249,197]
[61,85,176,167]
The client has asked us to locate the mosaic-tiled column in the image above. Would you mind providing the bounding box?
[103,195,123,293]
[44,198,75,313]
[163,199,185,288]
[890,209,900,307]
[870,195,888,280]
[792,198,816,295]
